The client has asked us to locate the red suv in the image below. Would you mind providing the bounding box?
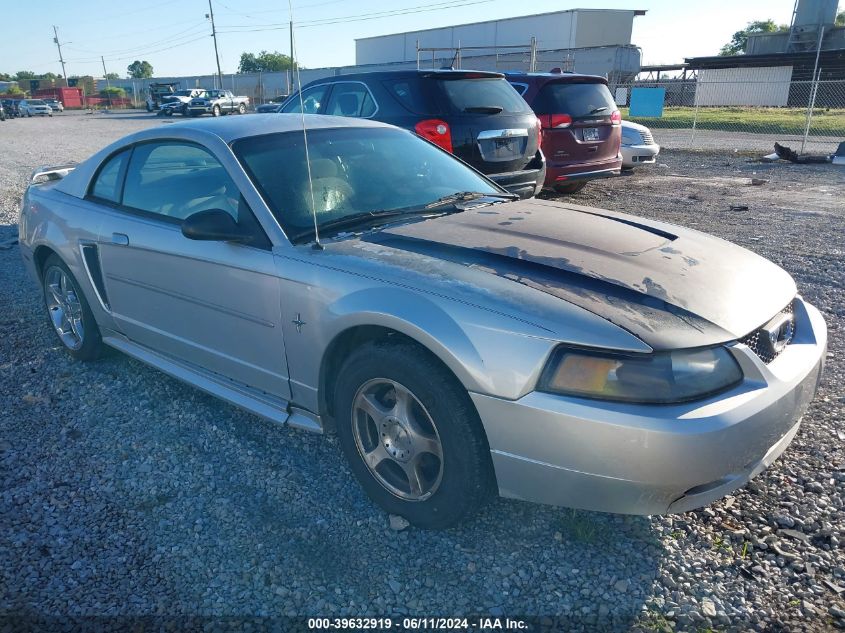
[507,72,622,194]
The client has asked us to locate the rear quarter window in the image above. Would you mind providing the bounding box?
[90,149,131,203]
[384,78,438,114]
[533,81,616,118]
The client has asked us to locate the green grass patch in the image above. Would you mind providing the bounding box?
[557,509,608,543]
[621,106,845,136]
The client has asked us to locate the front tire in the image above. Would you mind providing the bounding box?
[212,105,221,117]
[42,255,104,361]
[334,341,494,529]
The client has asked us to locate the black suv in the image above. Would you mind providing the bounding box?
[280,70,545,198]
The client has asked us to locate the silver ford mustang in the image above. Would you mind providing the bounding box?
[19,115,826,528]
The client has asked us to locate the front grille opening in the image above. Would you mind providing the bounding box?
[738,300,796,364]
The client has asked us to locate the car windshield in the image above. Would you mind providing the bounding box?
[30,100,46,105]
[533,81,616,119]
[173,90,194,96]
[233,127,501,242]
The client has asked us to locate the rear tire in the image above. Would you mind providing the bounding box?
[41,254,104,361]
[237,103,246,114]
[334,340,494,529]
[554,181,587,194]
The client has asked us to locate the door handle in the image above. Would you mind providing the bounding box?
[111,233,129,245]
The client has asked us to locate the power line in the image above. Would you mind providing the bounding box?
[63,31,212,64]
[216,0,499,33]
[63,23,208,58]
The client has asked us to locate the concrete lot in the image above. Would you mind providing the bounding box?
[1,111,844,631]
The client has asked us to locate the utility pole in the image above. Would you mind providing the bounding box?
[102,56,111,108]
[290,20,295,74]
[52,26,67,85]
[207,0,223,89]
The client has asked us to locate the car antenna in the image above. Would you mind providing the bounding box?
[289,0,322,251]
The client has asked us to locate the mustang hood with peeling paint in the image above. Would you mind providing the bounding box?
[363,198,796,350]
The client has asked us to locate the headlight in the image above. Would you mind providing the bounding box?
[538,346,742,404]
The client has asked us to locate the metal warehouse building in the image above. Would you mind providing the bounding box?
[354,9,646,83]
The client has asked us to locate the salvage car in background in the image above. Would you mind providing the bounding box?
[18,99,53,117]
[621,120,660,169]
[159,89,208,116]
[44,98,64,113]
[19,115,826,528]
[280,70,545,199]
[256,95,289,113]
[507,72,621,194]
[2,99,21,118]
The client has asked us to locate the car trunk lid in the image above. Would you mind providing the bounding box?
[534,79,621,168]
[423,73,540,175]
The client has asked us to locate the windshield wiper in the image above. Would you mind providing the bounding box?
[464,105,503,114]
[424,191,518,209]
[291,208,437,242]
[589,106,609,114]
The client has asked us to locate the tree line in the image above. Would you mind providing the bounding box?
[721,11,845,56]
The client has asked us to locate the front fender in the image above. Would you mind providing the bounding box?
[322,286,557,399]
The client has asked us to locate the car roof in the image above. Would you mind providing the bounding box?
[300,68,504,88]
[53,114,396,199]
[169,113,392,142]
[504,71,607,84]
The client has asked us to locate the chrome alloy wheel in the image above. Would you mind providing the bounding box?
[351,379,444,501]
[44,266,84,350]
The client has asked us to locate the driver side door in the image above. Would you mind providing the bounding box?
[90,141,291,399]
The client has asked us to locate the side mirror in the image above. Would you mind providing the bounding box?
[181,209,249,242]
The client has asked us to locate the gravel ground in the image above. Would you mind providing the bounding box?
[1,111,844,631]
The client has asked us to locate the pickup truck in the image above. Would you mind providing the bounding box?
[187,90,250,117]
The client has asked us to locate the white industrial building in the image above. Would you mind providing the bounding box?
[354,9,646,82]
[112,9,649,103]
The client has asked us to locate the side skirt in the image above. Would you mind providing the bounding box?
[102,334,324,433]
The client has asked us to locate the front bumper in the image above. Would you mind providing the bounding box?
[472,297,827,515]
[188,106,213,115]
[622,143,660,168]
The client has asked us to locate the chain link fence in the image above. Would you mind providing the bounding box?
[610,78,845,155]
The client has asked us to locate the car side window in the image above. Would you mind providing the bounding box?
[281,85,328,114]
[122,142,242,222]
[509,82,529,96]
[90,149,131,203]
[325,83,376,118]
